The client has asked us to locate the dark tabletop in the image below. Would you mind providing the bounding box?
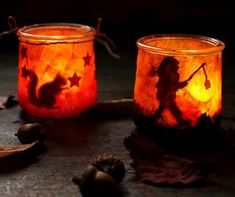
[1,46,235,197]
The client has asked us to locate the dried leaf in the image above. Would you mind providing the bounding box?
[124,133,215,186]
[0,96,6,109]
[0,141,38,158]
[0,95,18,110]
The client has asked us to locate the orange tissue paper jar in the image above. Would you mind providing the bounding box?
[133,34,225,134]
[17,23,97,119]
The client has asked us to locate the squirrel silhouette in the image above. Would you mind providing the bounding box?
[23,68,67,108]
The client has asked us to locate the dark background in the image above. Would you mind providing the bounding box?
[1,0,234,96]
[0,0,234,52]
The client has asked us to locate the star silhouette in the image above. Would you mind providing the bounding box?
[68,72,81,87]
[82,53,92,66]
[21,46,28,59]
[21,65,28,78]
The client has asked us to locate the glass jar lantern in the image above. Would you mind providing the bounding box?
[134,34,225,132]
[17,23,96,118]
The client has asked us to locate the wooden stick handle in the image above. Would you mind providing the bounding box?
[187,63,206,81]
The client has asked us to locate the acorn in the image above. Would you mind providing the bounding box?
[73,154,126,197]
[15,123,46,144]
[92,153,126,183]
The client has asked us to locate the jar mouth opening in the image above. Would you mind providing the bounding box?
[17,23,96,44]
[137,34,225,55]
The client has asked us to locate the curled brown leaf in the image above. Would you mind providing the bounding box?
[0,141,38,158]
[0,95,18,110]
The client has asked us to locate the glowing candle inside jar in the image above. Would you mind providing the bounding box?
[134,34,225,131]
[17,23,97,118]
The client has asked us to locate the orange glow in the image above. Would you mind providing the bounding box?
[134,34,224,129]
[17,24,97,118]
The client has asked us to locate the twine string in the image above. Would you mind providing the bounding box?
[1,16,120,59]
[95,17,120,59]
[0,16,19,38]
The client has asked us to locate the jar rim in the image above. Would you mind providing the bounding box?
[136,34,225,55]
[17,23,96,44]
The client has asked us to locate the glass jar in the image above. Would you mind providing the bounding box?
[17,23,96,118]
[134,34,225,132]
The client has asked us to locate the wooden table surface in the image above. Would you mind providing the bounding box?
[1,48,235,197]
